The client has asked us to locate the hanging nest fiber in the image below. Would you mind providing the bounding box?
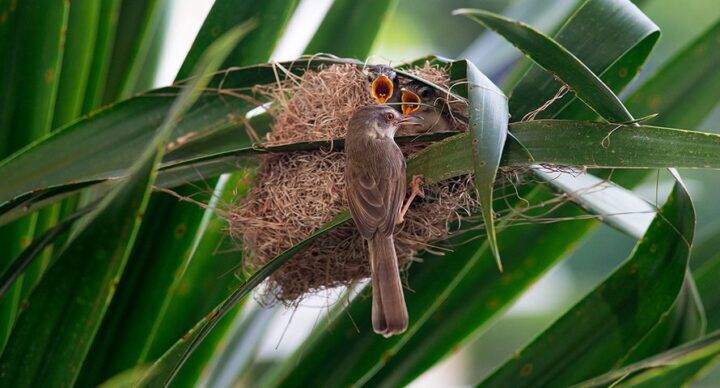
[227,62,480,304]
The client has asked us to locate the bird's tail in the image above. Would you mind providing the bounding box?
[368,235,408,337]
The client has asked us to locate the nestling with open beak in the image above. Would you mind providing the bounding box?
[345,105,424,336]
[401,80,453,134]
[366,64,400,105]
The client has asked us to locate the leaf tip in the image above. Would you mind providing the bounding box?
[452,8,491,18]
[491,244,503,273]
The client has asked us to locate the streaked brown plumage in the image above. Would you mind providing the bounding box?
[345,105,420,336]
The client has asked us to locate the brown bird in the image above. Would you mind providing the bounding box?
[345,105,421,336]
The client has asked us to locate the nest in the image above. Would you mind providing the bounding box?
[227,62,478,303]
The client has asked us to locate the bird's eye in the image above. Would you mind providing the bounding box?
[420,89,431,98]
[385,112,394,122]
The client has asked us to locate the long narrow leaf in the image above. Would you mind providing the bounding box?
[577,331,720,387]
[407,122,720,181]
[0,205,93,299]
[626,19,720,128]
[158,177,252,388]
[21,0,104,311]
[5,118,720,228]
[85,0,300,383]
[102,0,167,101]
[0,0,70,349]
[138,214,350,387]
[0,57,362,224]
[0,23,252,387]
[52,0,101,128]
[455,8,635,123]
[76,16,262,384]
[501,0,659,119]
[81,0,122,113]
[463,60,508,270]
[461,0,581,80]
[621,273,707,366]
[533,168,655,239]
[0,139,158,387]
[480,179,695,387]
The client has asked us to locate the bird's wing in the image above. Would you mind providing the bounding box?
[380,148,406,235]
[346,164,386,239]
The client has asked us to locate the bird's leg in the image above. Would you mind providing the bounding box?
[397,175,425,224]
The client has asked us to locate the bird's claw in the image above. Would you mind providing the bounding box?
[411,175,425,199]
[397,175,425,224]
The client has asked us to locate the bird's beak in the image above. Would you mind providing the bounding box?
[401,89,421,115]
[371,75,393,104]
[394,114,423,127]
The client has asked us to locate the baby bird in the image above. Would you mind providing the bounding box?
[400,80,454,134]
[366,64,400,105]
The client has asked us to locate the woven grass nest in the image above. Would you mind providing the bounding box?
[227,62,481,304]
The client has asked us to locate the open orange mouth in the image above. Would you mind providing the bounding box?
[371,75,393,104]
[401,89,421,115]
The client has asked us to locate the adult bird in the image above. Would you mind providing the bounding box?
[345,105,422,336]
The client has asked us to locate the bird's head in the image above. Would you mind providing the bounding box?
[366,64,397,104]
[348,105,422,139]
[401,81,439,115]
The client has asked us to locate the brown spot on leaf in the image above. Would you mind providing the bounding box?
[175,223,187,238]
[381,350,393,363]
[521,363,533,376]
[44,68,55,83]
[205,309,220,320]
[648,95,661,109]
[60,27,67,48]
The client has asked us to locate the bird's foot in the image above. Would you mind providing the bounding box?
[397,175,425,224]
[410,175,425,199]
